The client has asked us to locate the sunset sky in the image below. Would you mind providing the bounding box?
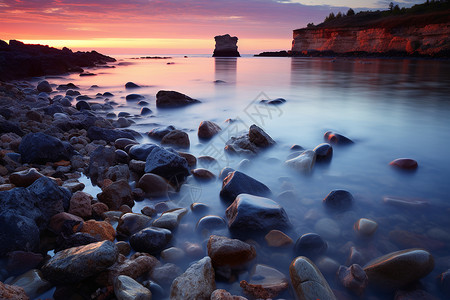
[0,0,425,54]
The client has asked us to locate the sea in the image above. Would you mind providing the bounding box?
[43,54,450,299]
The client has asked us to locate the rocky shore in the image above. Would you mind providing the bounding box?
[0,66,449,299]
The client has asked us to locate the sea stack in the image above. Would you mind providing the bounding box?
[212,34,240,57]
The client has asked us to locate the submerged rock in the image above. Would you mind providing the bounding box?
[323,189,354,211]
[324,131,353,145]
[294,233,327,259]
[160,129,190,148]
[389,158,418,170]
[225,124,275,155]
[156,90,200,108]
[144,146,190,181]
[240,264,289,299]
[198,120,221,139]
[129,227,172,255]
[207,235,256,269]
[220,171,271,203]
[213,34,240,57]
[285,150,316,173]
[337,264,368,296]
[114,275,152,300]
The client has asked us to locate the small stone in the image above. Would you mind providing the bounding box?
[152,208,187,231]
[285,150,316,173]
[37,80,52,93]
[116,241,131,256]
[156,90,201,108]
[129,227,172,255]
[294,233,327,259]
[337,264,368,296]
[69,191,93,218]
[198,120,221,139]
[324,131,353,145]
[161,129,190,149]
[313,143,333,162]
[355,218,378,236]
[389,158,418,170]
[191,168,216,180]
[114,275,152,300]
[264,230,293,247]
[138,173,172,198]
[9,168,44,187]
[73,220,116,241]
[140,107,152,115]
[178,151,197,167]
[161,247,185,263]
[196,215,227,234]
[248,124,275,148]
[207,235,256,268]
[116,213,153,238]
[323,189,353,210]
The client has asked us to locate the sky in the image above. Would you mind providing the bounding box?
[0,0,425,54]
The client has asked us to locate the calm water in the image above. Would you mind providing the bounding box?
[49,56,450,299]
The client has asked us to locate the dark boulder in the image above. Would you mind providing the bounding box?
[86,145,116,184]
[313,143,333,162]
[324,131,353,145]
[75,100,91,111]
[198,121,221,139]
[156,90,201,108]
[0,120,24,136]
[129,227,172,255]
[0,212,40,255]
[144,146,190,181]
[19,132,75,164]
[294,233,327,259]
[323,190,354,211]
[147,125,176,140]
[161,130,190,149]
[126,94,144,101]
[125,82,140,89]
[129,143,158,161]
[220,171,271,203]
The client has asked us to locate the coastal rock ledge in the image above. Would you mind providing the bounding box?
[213,34,240,57]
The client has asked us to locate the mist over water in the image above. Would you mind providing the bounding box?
[49,56,450,299]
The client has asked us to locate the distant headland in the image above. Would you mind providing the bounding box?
[256,1,450,58]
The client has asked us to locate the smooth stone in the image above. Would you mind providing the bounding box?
[125,94,144,101]
[149,263,183,287]
[190,202,209,214]
[160,247,185,262]
[129,227,172,255]
[115,149,130,164]
[41,241,119,284]
[170,256,215,300]
[116,213,153,237]
[207,235,256,268]
[220,171,271,203]
[125,82,140,89]
[152,208,187,231]
[337,264,368,296]
[314,218,341,240]
[48,212,83,234]
[313,143,333,162]
[316,257,340,276]
[75,100,91,111]
[144,146,190,181]
[225,194,291,235]
[198,120,221,139]
[191,168,216,180]
[346,246,366,266]
[10,269,51,299]
[19,132,74,164]
[147,125,176,140]
[115,138,139,150]
[37,80,52,93]
[138,173,173,198]
[389,158,418,170]
[178,151,197,167]
[323,189,353,210]
[116,241,131,256]
[104,254,159,286]
[264,230,293,247]
[219,167,235,180]
[354,218,378,236]
[285,150,316,173]
[97,179,134,210]
[114,275,152,300]
[104,92,114,96]
[363,248,435,289]
[156,90,201,108]
[294,233,327,259]
[118,111,131,117]
[140,107,152,115]
[289,256,337,300]
[241,264,288,299]
[160,129,190,149]
[324,131,353,145]
[66,89,80,96]
[9,168,44,187]
[196,215,227,234]
[69,191,92,218]
[142,280,164,298]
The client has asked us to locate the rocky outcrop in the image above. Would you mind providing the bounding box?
[292,21,450,57]
[0,40,116,81]
[213,34,240,57]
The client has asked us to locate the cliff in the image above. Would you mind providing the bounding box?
[213,34,240,57]
[292,10,450,57]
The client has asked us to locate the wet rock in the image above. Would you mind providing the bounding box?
[0,281,29,300]
[115,149,130,164]
[87,126,136,143]
[76,100,91,111]
[346,246,365,266]
[5,251,43,276]
[323,189,353,211]
[156,90,201,108]
[390,158,418,170]
[264,230,293,247]
[294,233,327,259]
[26,110,42,122]
[69,191,92,218]
[191,168,216,180]
[226,194,290,235]
[190,202,209,214]
[73,220,116,241]
[152,208,187,231]
[198,120,222,139]
[115,138,139,150]
[125,82,140,89]
[161,129,190,148]
[285,150,316,173]
[137,173,172,198]
[324,131,353,145]
[161,247,185,262]
[196,215,227,234]
[289,256,337,300]
[37,80,52,93]
[87,145,116,183]
[178,151,197,167]
[130,227,172,255]
[104,253,159,285]
[211,289,248,300]
[97,179,134,210]
[207,235,256,268]
[140,107,152,115]
[116,241,131,256]
[313,143,333,162]
[147,125,175,140]
[219,167,235,180]
[129,143,158,161]
[92,202,109,218]
[116,213,153,238]
[66,89,80,96]
[241,264,288,299]
[225,125,274,155]
[9,168,44,187]
[316,257,340,276]
[363,248,434,289]
[220,171,271,203]
[19,132,74,164]
[105,164,130,182]
[114,275,152,300]
[0,212,40,256]
[354,218,378,236]
[42,240,119,284]
[48,212,83,234]
[9,269,51,299]
[337,264,368,296]
[395,289,440,300]
[248,124,275,148]
[125,94,144,101]
[57,83,78,90]
[149,263,183,287]
[144,146,190,181]
[170,256,215,300]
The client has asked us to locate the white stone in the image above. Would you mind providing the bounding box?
[285,150,316,173]
[355,218,378,236]
[114,275,152,300]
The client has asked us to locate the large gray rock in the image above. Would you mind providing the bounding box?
[41,241,119,284]
[19,132,75,164]
[363,248,434,289]
[289,256,337,300]
[225,194,290,236]
[170,256,215,300]
[212,34,240,57]
[220,171,271,203]
[114,275,152,300]
[156,90,201,108]
[145,146,190,181]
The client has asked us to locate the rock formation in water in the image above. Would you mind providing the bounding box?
[0,40,116,81]
[291,9,450,57]
[213,34,240,57]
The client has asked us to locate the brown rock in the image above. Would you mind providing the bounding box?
[198,120,221,139]
[137,173,173,198]
[74,220,116,241]
[114,138,138,150]
[0,282,29,300]
[48,212,83,234]
[337,264,368,296]
[54,160,71,167]
[207,235,256,268]
[9,168,44,187]
[116,241,131,256]
[161,129,190,148]
[178,152,197,167]
[92,202,109,218]
[116,213,153,237]
[389,230,445,250]
[101,253,159,285]
[69,191,93,218]
[241,264,289,299]
[211,289,248,300]
[0,183,15,191]
[191,168,216,180]
[248,124,275,148]
[389,158,418,170]
[97,179,134,210]
[264,230,293,247]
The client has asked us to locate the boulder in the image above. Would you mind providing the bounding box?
[152,208,188,231]
[156,90,201,108]
[248,124,275,148]
[41,241,119,284]
[294,233,327,259]
[144,146,190,181]
[161,129,190,148]
[324,131,353,145]
[97,179,134,210]
[225,124,274,155]
[147,125,176,140]
[354,218,378,236]
[0,212,40,255]
[220,171,271,203]
[69,191,92,218]
[225,194,290,235]
[129,227,172,255]
[114,275,152,300]
[198,121,221,139]
[213,34,240,57]
[19,132,75,164]
[116,213,153,238]
[289,256,337,300]
[170,256,215,300]
[207,235,256,268]
[87,145,116,184]
[363,248,434,289]
[9,168,44,187]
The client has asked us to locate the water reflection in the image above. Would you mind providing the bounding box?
[214,57,237,84]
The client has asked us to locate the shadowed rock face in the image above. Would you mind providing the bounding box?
[213,34,240,57]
